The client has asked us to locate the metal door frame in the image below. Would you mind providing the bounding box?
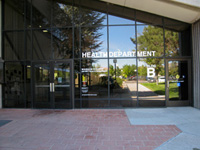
[32,60,73,109]
[165,58,192,107]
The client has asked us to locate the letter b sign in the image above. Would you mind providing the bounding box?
[147,68,155,77]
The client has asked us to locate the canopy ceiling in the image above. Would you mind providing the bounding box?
[100,0,200,24]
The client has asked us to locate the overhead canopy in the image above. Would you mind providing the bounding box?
[100,0,200,24]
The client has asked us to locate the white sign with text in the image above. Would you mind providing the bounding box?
[82,51,156,58]
[147,68,155,77]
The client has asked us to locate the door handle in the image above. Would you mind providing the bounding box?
[50,83,52,92]
[52,83,55,92]
[50,83,55,92]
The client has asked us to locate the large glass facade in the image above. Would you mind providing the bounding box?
[2,0,192,108]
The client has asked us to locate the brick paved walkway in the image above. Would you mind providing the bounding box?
[0,109,181,150]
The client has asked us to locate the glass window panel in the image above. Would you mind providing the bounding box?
[74,28,80,58]
[53,0,73,27]
[52,28,73,59]
[4,31,24,60]
[180,28,191,56]
[26,31,32,60]
[79,1,107,26]
[32,0,51,28]
[81,59,108,99]
[165,29,180,57]
[165,28,191,57]
[80,8,107,26]
[4,0,25,30]
[137,25,164,57]
[74,59,80,73]
[4,62,25,108]
[81,27,107,58]
[73,5,81,27]
[54,63,71,109]
[74,60,81,99]
[109,26,136,58]
[109,15,135,25]
[138,58,165,107]
[34,63,51,108]
[26,0,31,28]
[74,59,81,99]
[136,22,145,25]
[109,59,137,99]
[75,73,81,99]
[32,30,52,60]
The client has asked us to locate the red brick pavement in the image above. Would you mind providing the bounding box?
[0,109,181,150]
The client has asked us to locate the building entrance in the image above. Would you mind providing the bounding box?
[32,61,73,109]
[166,59,191,106]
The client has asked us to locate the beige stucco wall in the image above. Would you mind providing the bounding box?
[192,19,200,109]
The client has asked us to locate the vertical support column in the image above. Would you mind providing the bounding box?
[0,0,2,109]
[192,19,200,109]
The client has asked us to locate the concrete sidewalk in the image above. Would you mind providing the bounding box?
[126,107,200,150]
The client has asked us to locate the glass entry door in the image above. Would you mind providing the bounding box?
[166,59,191,106]
[33,61,72,109]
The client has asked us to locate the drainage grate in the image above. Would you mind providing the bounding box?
[0,120,12,127]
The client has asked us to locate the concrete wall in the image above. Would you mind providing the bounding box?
[192,19,200,109]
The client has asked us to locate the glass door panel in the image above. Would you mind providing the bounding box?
[34,63,51,108]
[33,61,72,109]
[166,59,191,106]
[54,63,71,109]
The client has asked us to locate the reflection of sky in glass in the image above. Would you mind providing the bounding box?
[137,25,148,37]
[58,4,65,9]
[136,21,145,25]
[110,59,136,69]
[90,59,108,70]
[100,13,107,25]
[109,15,135,25]
[109,26,135,53]
[97,27,107,52]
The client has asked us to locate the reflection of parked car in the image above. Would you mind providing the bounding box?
[129,75,137,80]
[158,76,165,83]
[147,77,156,82]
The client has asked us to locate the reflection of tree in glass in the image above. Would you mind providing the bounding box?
[138,65,147,76]
[131,26,164,77]
[122,65,136,78]
[132,26,164,57]
[169,61,178,79]
[109,65,121,77]
[165,30,179,57]
[131,26,178,77]
[32,1,51,27]
[109,65,115,77]
[53,3,106,58]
